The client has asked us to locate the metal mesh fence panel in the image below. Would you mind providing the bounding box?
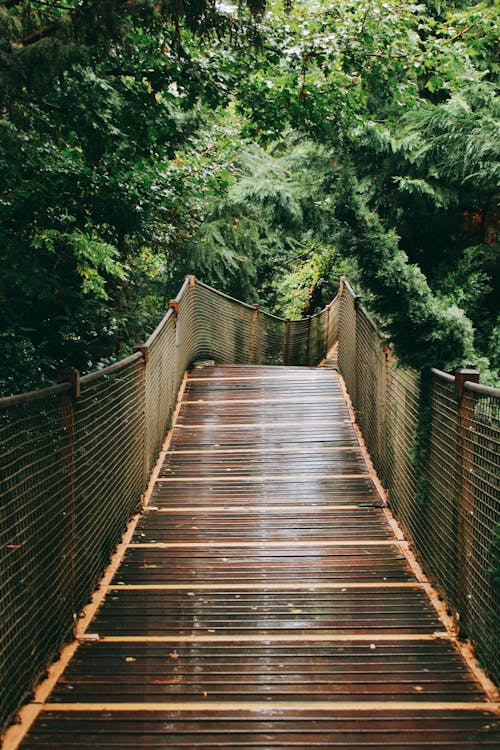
[143,278,195,480]
[460,386,499,681]
[337,280,500,685]
[174,279,196,381]
[144,313,177,477]
[323,300,339,354]
[192,281,254,364]
[308,311,326,366]
[73,356,145,609]
[251,310,286,366]
[424,377,461,604]
[338,281,357,403]
[384,367,421,524]
[191,279,335,368]
[284,319,310,366]
[353,307,388,477]
[0,386,76,731]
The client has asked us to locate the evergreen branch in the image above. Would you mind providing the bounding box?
[31,0,76,10]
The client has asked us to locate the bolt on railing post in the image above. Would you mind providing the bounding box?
[57,368,80,626]
[454,367,480,637]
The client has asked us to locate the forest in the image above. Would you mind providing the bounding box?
[0,0,498,395]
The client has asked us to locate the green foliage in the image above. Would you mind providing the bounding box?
[0,0,498,392]
[276,245,355,319]
[0,0,244,393]
[332,165,476,370]
[169,129,346,307]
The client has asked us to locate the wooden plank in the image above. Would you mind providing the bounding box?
[181,396,344,405]
[109,582,426,590]
[42,701,499,712]
[128,540,404,548]
[165,446,361,454]
[156,473,371,482]
[144,503,366,523]
[173,420,354,428]
[186,375,337,381]
[97,634,450,643]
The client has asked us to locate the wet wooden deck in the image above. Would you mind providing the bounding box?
[19,366,499,748]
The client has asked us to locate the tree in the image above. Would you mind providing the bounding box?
[0,0,267,393]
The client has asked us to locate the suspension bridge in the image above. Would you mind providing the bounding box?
[1,277,498,748]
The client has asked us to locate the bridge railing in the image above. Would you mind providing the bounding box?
[0,276,338,734]
[2,274,498,735]
[337,278,500,686]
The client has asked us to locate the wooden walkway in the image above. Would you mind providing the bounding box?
[18,366,498,748]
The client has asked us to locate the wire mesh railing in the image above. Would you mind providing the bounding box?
[337,278,500,686]
[0,275,338,734]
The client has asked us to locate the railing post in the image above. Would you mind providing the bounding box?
[187,275,196,361]
[282,318,291,365]
[249,304,259,364]
[454,367,480,637]
[57,368,80,625]
[325,304,330,358]
[168,299,180,414]
[306,315,312,366]
[133,346,150,484]
[133,345,150,364]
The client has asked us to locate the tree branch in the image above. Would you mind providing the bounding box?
[22,20,62,46]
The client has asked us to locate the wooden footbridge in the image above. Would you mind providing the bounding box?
[1,279,499,748]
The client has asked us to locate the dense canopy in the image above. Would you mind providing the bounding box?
[0,0,498,393]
